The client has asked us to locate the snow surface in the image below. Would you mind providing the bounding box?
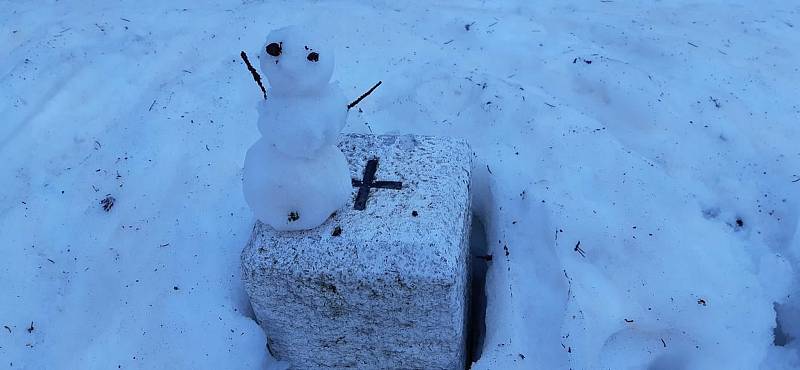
[1,1,799,369]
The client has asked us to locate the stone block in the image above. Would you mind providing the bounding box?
[241,133,472,369]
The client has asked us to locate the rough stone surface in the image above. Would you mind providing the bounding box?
[241,133,473,370]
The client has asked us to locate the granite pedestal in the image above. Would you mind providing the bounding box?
[241,134,473,369]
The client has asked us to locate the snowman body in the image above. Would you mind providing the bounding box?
[243,26,351,231]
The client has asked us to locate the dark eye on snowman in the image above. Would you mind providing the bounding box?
[307,52,319,62]
[266,42,281,57]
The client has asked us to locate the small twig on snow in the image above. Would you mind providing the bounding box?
[348,81,382,110]
[574,241,586,258]
[240,51,267,100]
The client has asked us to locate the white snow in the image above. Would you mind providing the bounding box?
[1,1,799,369]
[242,140,351,231]
[256,88,348,159]
[260,26,335,96]
[243,26,351,231]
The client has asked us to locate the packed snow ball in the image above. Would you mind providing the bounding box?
[242,139,351,231]
[260,25,335,95]
[256,87,348,159]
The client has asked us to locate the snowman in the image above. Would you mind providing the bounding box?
[242,26,353,231]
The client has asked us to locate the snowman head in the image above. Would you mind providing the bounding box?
[260,26,335,96]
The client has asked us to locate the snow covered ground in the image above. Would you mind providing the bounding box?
[2,1,799,369]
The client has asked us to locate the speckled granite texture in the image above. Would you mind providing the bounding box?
[242,134,473,369]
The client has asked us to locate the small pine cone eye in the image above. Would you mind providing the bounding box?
[266,42,281,57]
[307,52,319,62]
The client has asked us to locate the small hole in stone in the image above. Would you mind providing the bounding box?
[412,210,419,217]
[332,226,342,237]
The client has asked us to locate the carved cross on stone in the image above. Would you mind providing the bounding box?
[351,158,402,210]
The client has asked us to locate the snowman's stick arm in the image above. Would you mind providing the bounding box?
[240,51,267,100]
[348,80,382,110]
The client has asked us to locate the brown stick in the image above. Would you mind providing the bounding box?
[240,51,266,100]
[348,81,382,110]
